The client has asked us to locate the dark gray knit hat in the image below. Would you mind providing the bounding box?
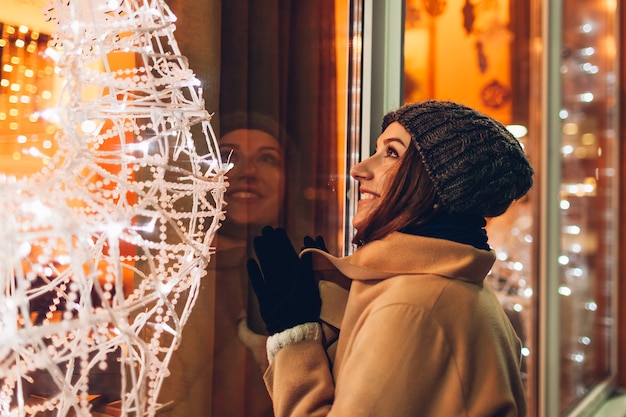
[382,100,534,217]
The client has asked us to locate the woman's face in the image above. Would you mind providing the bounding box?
[220,129,285,228]
[350,121,412,230]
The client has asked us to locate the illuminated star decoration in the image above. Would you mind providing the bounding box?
[0,0,227,416]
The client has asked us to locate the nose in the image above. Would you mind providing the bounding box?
[350,155,374,181]
[242,158,257,174]
[231,157,258,179]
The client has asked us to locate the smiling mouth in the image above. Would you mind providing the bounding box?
[230,191,262,200]
[359,192,379,200]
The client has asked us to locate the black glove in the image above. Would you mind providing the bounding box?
[303,235,329,253]
[247,226,322,335]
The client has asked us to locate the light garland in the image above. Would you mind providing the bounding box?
[0,23,59,173]
[0,0,227,416]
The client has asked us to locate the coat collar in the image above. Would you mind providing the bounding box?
[303,232,495,284]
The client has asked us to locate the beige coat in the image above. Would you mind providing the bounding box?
[264,232,527,416]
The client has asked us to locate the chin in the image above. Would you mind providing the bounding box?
[352,210,369,229]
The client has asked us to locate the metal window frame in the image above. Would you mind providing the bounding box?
[344,0,404,256]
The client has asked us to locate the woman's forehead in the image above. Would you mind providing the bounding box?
[221,129,282,151]
[378,122,412,147]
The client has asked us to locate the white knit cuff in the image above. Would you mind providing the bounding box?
[266,322,322,363]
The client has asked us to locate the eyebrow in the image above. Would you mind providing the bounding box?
[377,137,408,149]
[258,146,283,152]
[220,144,283,153]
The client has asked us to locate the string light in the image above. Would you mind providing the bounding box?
[0,1,228,417]
[557,0,618,405]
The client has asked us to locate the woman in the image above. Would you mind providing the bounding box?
[247,100,534,416]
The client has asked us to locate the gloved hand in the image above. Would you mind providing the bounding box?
[303,235,328,253]
[247,226,322,335]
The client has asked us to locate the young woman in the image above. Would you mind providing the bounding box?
[247,100,534,416]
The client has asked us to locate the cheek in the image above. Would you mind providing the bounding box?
[378,165,399,192]
[226,164,245,179]
[261,167,284,188]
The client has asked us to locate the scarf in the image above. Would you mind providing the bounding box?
[400,212,490,251]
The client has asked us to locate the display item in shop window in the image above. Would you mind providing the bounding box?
[481,79,512,109]
[0,0,227,416]
[462,0,476,34]
[247,100,534,416]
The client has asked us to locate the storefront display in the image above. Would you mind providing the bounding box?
[0,0,226,415]
[0,0,621,416]
[403,0,619,415]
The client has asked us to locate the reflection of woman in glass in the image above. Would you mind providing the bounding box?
[212,112,286,417]
[218,114,286,250]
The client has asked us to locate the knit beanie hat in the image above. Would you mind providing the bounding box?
[382,100,534,218]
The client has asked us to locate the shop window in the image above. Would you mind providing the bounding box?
[558,0,618,412]
[403,0,619,415]
[163,1,356,415]
[1,0,357,416]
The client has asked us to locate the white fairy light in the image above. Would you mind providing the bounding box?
[570,243,583,253]
[0,0,228,416]
[564,225,581,235]
[44,47,62,62]
[80,120,98,134]
[581,47,595,56]
[579,92,595,102]
[584,301,598,311]
[580,23,594,33]
[569,267,584,278]
[558,286,573,296]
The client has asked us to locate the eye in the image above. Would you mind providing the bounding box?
[385,145,399,158]
[257,151,282,166]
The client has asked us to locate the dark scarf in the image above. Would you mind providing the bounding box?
[399,212,490,251]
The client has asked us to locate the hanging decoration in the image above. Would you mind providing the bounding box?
[405,0,424,30]
[0,0,227,416]
[462,0,475,34]
[480,79,511,109]
[460,0,513,76]
[422,0,447,17]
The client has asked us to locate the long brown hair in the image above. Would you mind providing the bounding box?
[352,144,441,246]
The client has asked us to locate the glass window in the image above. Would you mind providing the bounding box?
[403,0,619,415]
[558,0,618,413]
[163,2,355,415]
[1,0,358,416]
